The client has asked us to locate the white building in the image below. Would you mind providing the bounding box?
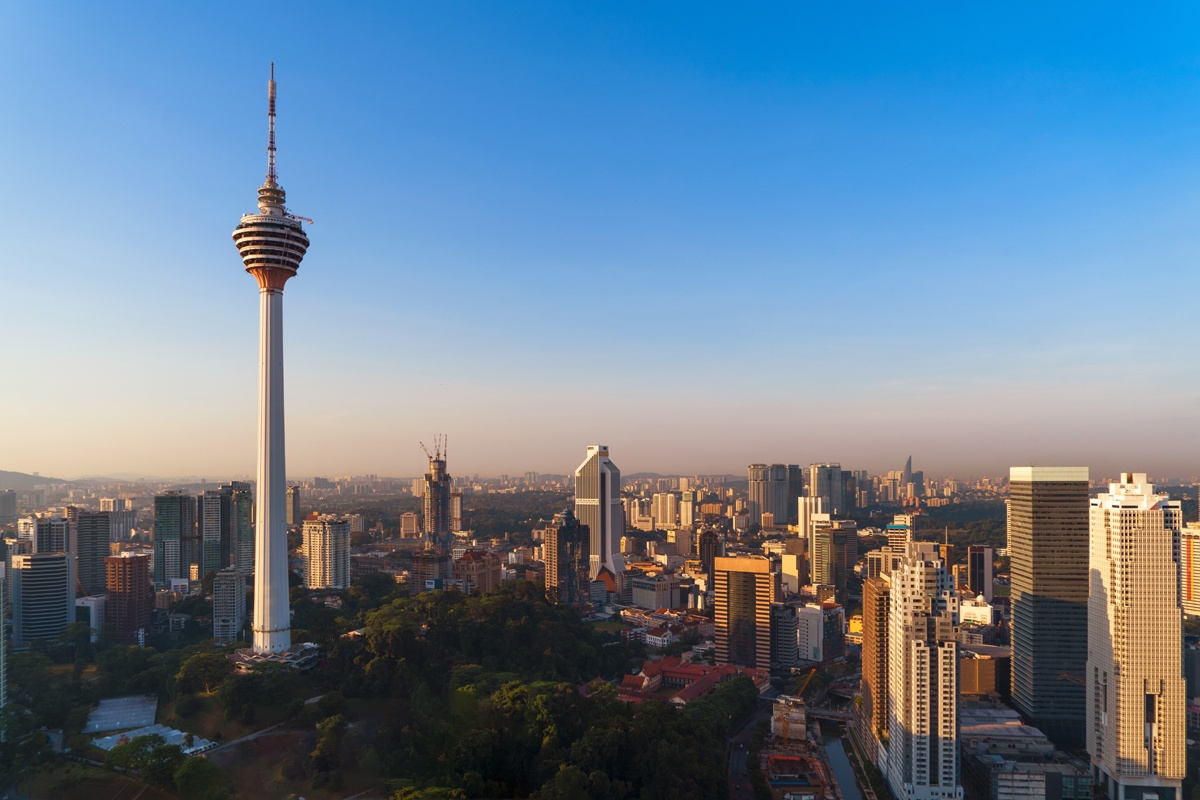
[302,516,350,590]
[1086,474,1184,800]
[884,542,962,800]
[959,596,997,627]
[575,446,624,581]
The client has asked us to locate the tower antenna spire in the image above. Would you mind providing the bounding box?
[267,62,278,185]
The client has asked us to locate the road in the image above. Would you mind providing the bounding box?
[727,703,770,800]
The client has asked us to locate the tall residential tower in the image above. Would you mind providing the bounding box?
[1086,474,1184,800]
[232,65,310,656]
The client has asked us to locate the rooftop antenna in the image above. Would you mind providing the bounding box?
[267,62,277,186]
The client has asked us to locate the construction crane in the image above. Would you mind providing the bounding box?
[419,434,446,463]
[285,209,314,225]
[798,667,818,695]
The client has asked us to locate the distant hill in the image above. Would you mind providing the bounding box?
[0,470,70,490]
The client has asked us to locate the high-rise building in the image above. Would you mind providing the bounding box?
[0,490,16,524]
[713,555,778,668]
[221,481,254,576]
[1182,523,1200,619]
[575,445,624,581]
[786,465,804,525]
[808,463,845,514]
[75,512,111,596]
[861,575,891,760]
[1086,473,1184,800]
[967,546,993,601]
[12,552,76,648]
[302,516,350,590]
[748,465,769,529]
[198,491,224,579]
[698,528,722,578]
[884,543,962,800]
[543,508,590,606]
[285,485,301,526]
[153,492,195,585]
[811,516,857,596]
[651,493,678,530]
[450,490,463,532]
[20,516,69,554]
[748,464,789,529]
[99,498,127,513]
[1008,466,1089,749]
[422,437,452,554]
[400,512,420,539]
[212,567,247,644]
[799,496,828,569]
[232,65,310,657]
[105,553,151,645]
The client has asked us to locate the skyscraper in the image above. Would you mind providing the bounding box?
[861,574,891,760]
[286,485,301,526]
[0,490,16,524]
[713,555,778,668]
[811,516,857,595]
[1086,474,1184,800]
[422,437,452,554]
[967,546,993,601]
[233,65,310,656]
[748,464,789,529]
[786,464,804,524]
[302,516,351,590]
[198,491,224,579]
[698,528,722,579]
[1008,466,1089,749]
[808,463,845,514]
[884,543,962,800]
[75,512,111,596]
[747,464,769,529]
[153,492,195,585]
[222,481,254,576]
[212,567,247,644]
[12,552,76,649]
[542,508,589,606]
[575,445,624,580]
[450,490,463,532]
[105,553,151,645]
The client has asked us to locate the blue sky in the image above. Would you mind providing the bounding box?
[2,3,1200,480]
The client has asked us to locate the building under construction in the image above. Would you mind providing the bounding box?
[412,436,453,588]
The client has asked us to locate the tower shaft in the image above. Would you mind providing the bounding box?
[253,286,290,653]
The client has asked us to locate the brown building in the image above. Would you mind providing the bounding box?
[410,551,451,590]
[713,555,778,669]
[860,575,891,753]
[106,553,152,643]
[452,550,504,595]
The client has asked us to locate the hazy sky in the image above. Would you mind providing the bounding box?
[3,3,1200,481]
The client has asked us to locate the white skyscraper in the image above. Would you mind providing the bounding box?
[302,516,351,590]
[232,65,310,656]
[575,445,624,580]
[884,542,962,800]
[1086,473,1184,800]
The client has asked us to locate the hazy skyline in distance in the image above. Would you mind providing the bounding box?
[2,4,1200,481]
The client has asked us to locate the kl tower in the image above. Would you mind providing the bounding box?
[232,65,314,667]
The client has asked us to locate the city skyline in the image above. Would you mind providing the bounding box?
[4,4,1200,478]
